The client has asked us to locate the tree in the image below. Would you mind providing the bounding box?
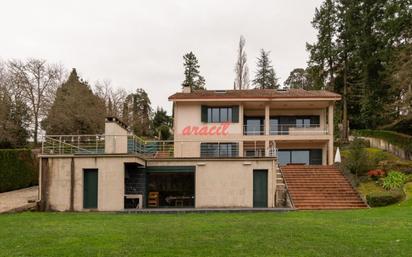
[152,107,172,139]
[306,0,338,91]
[94,80,127,118]
[182,52,206,90]
[284,68,313,89]
[42,69,106,135]
[252,49,279,89]
[7,59,64,144]
[122,89,152,137]
[0,63,30,148]
[234,35,250,90]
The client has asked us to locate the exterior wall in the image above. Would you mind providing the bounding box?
[195,160,275,208]
[41,156,143,211]
[173,100,336,164]
[42,156,277,211]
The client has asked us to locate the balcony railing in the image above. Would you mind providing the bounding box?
[41,135,277,159]
[270,124,327,135]
[243,124,327,135]
[243,125,265,135]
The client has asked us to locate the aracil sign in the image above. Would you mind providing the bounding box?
[182,123,230,136]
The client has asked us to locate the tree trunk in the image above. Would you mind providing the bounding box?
[342,58,348,143]
[34,114,38,145]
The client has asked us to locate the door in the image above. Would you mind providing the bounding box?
[83,169,98,209]
[253,170,268,208]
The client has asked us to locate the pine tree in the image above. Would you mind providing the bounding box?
[252,49,279,89]
[234,36,250,90]
[122,89,152,137]
[182,52,206,90]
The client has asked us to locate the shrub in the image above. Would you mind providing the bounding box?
[382,171,407,190]
[367,169,385,180]
[366,190,405,207]
[0,149,38,193]
[344,138,372,176]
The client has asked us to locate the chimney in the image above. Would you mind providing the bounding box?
[104,117,129,154]
[182,85,191,93]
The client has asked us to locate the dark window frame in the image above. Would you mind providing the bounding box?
[200,142,239,157]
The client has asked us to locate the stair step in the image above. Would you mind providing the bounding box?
[280,165,367,210]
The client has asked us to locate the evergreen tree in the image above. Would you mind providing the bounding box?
[152,107,172,140]
[234,35,250,90]
[182,52,206,90]
[306,0,338,91]
[252,49,279,89]
[43,69,106,135]
[122,89,152,137]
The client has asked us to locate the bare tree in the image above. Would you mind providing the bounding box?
[94,79,127,118]
[7,59,65,144]
[234,35,250,90]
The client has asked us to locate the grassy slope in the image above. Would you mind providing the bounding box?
[0,206,412,257]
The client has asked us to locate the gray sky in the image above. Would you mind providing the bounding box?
[1,0,322,113]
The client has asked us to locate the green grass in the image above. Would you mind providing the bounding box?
[1,205,412,257]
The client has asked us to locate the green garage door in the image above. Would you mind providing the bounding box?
[83,169,98,209]
[253,170,268,208]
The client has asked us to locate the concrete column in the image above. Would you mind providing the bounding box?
[328,140,334,165]
[239,141,244,157]
[328,103,334,165]
[328,103,334,135]
[239,103,244,135]
[265,103,270,135]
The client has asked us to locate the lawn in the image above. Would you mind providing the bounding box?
[1,203,412,257]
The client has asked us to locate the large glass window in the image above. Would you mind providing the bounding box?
[200,143,239,157]
[244,117,264,135]
[278,149,322,165]
[206,107,233,123]
[270,116,320,135]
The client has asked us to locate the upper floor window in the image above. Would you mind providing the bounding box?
[201,106,239,123]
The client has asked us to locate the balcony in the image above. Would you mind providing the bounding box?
[243,123,327,136]
[41,135,277,159]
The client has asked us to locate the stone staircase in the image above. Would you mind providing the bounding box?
[281,165,368,210]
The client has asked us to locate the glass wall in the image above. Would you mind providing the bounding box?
[278,149,322,165]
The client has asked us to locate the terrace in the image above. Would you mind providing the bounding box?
[41,134,278,158]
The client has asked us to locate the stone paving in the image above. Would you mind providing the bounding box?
[0,186,38,213]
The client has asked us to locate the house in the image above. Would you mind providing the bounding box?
[38,87,367,211]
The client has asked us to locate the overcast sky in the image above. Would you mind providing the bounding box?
[1,0,322,113]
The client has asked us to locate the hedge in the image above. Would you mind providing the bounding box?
[354,130,412,153]
[0,149,38,193]
[366,190,405,207]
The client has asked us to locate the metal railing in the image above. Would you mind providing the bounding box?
[270,124,326,135]
[42,135,278,159]
[243,125,265,135]
[243,124,327,136]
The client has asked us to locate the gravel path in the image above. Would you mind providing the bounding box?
[0,186,38,213]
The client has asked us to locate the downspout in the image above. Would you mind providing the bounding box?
[70,157,75,211]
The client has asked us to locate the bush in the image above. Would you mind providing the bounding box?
[366,190,405,207]
[0,149,38,192]
[382,171,407,190]
[344,138,372,176]
[367,169,385,180]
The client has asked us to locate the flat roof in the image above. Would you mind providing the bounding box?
[169,88,341,101]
